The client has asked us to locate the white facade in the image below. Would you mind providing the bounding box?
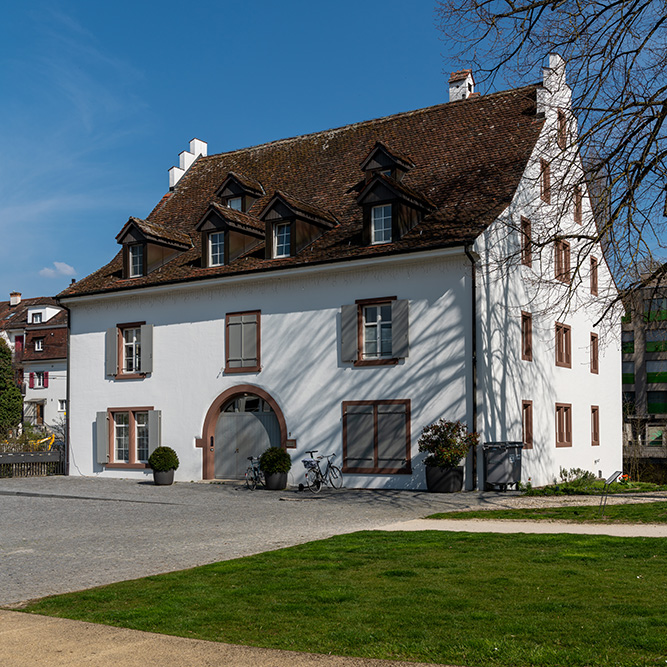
[23,359,67,429]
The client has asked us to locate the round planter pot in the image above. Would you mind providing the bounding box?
[425,465,463,493]
[264,472,288,490]
[153,469,175,486]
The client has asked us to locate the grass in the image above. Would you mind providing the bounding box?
[522,480,667,496]
[18,531,667,667]
[427,501,667,524]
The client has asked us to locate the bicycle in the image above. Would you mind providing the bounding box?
[245,456,264,490]
[300,450,343,493]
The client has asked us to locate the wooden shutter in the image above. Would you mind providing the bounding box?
[140,324,153,374]
[226,313,259,371]
[43,371,49,388]
[391,299,409,358]
[105,328,118,376]
[95,411,109,464]
[147,410,161,456]
[29,373,34,388]
[341,304,358,362]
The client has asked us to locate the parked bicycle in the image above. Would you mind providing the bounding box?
[300,450,343,493]
[245,456,264,490]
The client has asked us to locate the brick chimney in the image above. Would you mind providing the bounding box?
[449,70,475,102]
[168,138,207,190]
[9,292,21,306]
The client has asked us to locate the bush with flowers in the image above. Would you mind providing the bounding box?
[418,419,478,469]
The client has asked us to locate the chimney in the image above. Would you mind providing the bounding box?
[449,70,475,102]
[168,138,207,190]
[9,292,21,306]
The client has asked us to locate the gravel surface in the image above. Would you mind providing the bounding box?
[1,476,665,607]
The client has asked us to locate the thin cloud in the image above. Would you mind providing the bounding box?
[39,262,77,279]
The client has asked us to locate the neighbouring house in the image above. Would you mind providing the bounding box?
[0,292,68,429]
[59,55,622,489]
[622,269,667,479]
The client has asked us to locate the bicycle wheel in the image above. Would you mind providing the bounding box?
[307,471,321,493]
[328,465,343,489]
[245,467,257,490]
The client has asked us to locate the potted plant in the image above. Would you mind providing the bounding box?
[418,419,478,493]
[148,446,180,486]
[259,446,291,490]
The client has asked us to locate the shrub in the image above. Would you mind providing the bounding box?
[259,446,292,475]
[418,419,478,469]
[148,446,180,472]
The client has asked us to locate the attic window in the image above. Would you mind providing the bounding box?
[227,197,243,211]
[31,313,42,324]
[274,222,291,258]
[209,232,225,267]
[129,245,145,278]
[371,205,392,244]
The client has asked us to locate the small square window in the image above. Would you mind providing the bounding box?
[34,338,44,352]
[228,197,243,211]
[58,399,67,412]
[274,222,291,258]
[31,313,42,324]
[371,204,392,244]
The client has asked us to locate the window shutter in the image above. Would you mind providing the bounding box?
[341,305,358,362]
[140,324,153,374]
[227,316,243,368]
[95,411,109,465]
[105,328,118,376]
[44,371,49,388]
[29,373,35,389]
[242,315,257,367]
[391,299,409,358]
[147,410,161,456]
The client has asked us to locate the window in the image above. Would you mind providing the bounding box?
[591,406,600,446]
[521,217,532,267]
[622,330,635,354]
[31,313,42,324]
[342,400,411,474]
[128,244,144,278]
[644,298,667,322]
[648,391,667,414]
[557,109,567,149]
[274,222,291,258]
[622,361,635,384]
[540,159,551,203]
[647,360,667,384]
[555,322,571,368]
[646,329,667,352]
[555,403,572,447]
[522,400,533,449]
[555,239,571,283]
[34,338,44,352]
[590,333,599,374]
[209,231,225,267]
[105,323,153,378]
[574,186,582,224]
[227,197,243,211]
[29,371,48,389]
[590,256,599,295]
[225,311,260,373]
[521,311,532,361]
[371,204,392,244]
[647,426,665,447]
[341,298,409,366]
[95,408,161,468]
[58,399,67,412]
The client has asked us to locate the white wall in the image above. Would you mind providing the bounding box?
[66,251,475,488]
[23,359,67,428]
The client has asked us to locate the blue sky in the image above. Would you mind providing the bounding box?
[0,1,466,299]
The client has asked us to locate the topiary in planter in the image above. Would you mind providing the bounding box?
[259,446,292,475]
[148,446,180,472]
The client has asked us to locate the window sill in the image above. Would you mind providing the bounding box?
[555,361,571,369]
[353,358,399,367]
[114,373,146,380]
[105,463,149,469]
[555,441,572,448]
[225,365,261,374]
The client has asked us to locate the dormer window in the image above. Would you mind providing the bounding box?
[274,222,291,258]
[371,205,393,244]
[129,244,145,278]
[209,232,225,266]
[227,197,243,211]
[360,141,415,183]
[216,172,265,214]
[31,313,42,324]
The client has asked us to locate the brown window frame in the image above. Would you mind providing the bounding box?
[522,400,533,449]
[116,321,146,380]
[355,296,399,367]
[521,217,532,267]
[105,406,154,469]
[574,185,582,224]
[590,256,599,296]
[590,333,599,374]
[225,310,261,374]
[555,239,571,283]
[521,311,533,361]
[591,405,600,446]
[540,159,551,204]
[557,109,567,150]
[555,322,572,368]
[555,403,572,447]
[341,399,411,474]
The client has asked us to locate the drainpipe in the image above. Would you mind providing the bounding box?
[464,244,478,489]
[57,299,71,477]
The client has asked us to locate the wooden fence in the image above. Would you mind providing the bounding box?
[0,446,66,478]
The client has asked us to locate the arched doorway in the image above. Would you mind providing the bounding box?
[196,385,288,480]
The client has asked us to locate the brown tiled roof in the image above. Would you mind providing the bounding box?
[262,191,338,227]
[357,173,436,211]
[60,84,543,299]
[360,140,416,171]
[200,202,265,235]
[23,327,67,361]
[0,297,63,331]
[220,171,265,197]
[116,217,192,249]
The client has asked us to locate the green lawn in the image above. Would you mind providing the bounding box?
[19,531,667,667]
[427,501,667,523]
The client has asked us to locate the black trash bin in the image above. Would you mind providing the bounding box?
[482,442,523,491]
